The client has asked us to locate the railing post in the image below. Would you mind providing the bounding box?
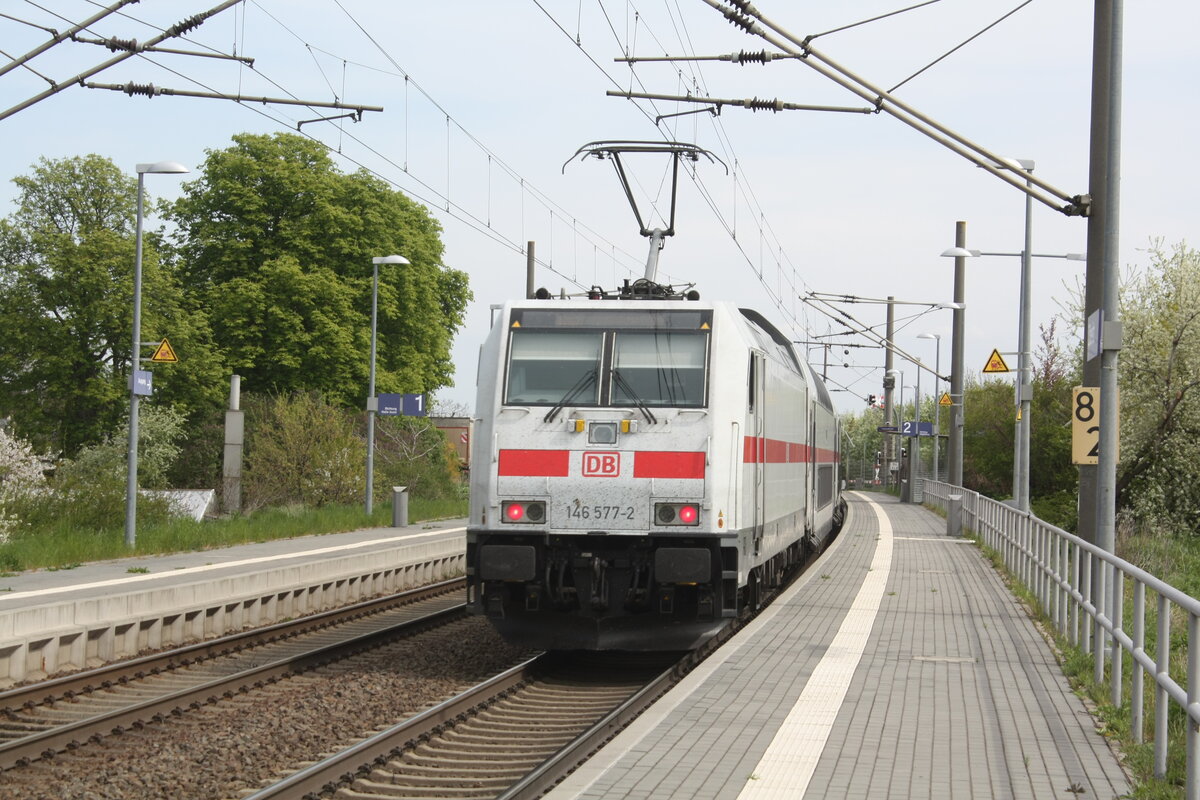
[1111,567,1125,707]
[1132,581,1144,743]
[1071,542,1081,647]
[1188,611,1200,799]
[1094,556,1106,685]
[1156,595,1170,778]
[1081,552,1093,656]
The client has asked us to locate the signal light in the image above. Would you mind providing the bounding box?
[655,502,700,527]
[502,501,546,524]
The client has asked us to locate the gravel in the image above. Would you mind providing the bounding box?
[0,618,531,800]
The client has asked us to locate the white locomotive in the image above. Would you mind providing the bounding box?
[466,281,845,650]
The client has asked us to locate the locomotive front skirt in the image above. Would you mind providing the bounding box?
[467,299,843,650]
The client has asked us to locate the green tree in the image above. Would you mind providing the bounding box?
[1116,241,1200,533]
[961,377,1015,499]
[0,155,224,457]
[169,133,471,406]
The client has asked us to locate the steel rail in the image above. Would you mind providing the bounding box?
[0,592,465,770]
[0,577,464,711]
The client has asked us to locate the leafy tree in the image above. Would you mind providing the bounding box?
[0,155,224,457]
[169,133,472,406]
[961,377,1015,499]
[1116,241,1200,533]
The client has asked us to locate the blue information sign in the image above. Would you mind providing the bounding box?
[901,420,934,437]
[132,369,153,396]
[378,393,426,417]
[378,393,402,416]
[402,393,426,417]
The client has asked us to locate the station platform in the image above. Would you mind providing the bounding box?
[547,493,1131,800]
[0,519,467,684]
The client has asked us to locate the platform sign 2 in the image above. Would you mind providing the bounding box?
[1072,386,1118,465]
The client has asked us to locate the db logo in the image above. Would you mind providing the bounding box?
[582,452,620,477]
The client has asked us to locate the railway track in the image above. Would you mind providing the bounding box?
[0,578,466,770]
[245,650,686,800]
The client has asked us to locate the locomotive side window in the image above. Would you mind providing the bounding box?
[505,331,602,405]
[611,332,707,407]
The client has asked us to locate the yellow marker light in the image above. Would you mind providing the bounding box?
[573,419,585,433]
[620,419,631,433]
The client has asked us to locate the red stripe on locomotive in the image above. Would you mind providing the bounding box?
[633,450,705,479]
[498,449,570,476]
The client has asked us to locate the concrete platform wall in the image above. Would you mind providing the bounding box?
[0,535,465,685]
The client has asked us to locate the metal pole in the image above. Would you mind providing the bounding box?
[933,337,941,481]
[1079,1,1113,549]
[1018,166,1035,512]
[915,368,921,501]
[884,298,895,488]
[1097,0,1124,585]
[948,222,967,488]
[124,171,146,549]
[366,260,379,516]
[526,241,536,299]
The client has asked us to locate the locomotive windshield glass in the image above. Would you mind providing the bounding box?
[505,331,602,405]
[503,309,711,408]
[612,332,707,406]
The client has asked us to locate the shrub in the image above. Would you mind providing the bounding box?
[374,416,461,502]
[243,392,363,510]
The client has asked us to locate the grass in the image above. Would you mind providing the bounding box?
[0,496,468,573]
[968,521,1200,799]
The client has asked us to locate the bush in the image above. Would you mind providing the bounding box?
[373,416,461,502]
[243,392,363,510]
[9,405,183,535]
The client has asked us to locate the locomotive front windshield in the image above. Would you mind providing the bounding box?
[503,308,711,408]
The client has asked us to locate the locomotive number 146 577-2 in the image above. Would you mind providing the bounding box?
[566,504,635,521]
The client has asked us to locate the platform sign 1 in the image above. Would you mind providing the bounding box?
[378,393,426,417]
[378,393,402,416]
[402,393,426,417]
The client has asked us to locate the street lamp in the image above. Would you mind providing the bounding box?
[365,254,409,516]
[125,161,190,549]
[917,332,942,482]
[940,240,1085,512]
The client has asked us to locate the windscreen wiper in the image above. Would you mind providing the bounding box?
[544,371,597,423]
[612,369,657,425]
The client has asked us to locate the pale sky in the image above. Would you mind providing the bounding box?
[2,1,1195,416]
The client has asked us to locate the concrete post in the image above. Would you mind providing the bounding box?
[948,494,963,537]
[392,486,409,528]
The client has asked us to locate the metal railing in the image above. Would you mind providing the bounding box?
[923,479,1200,797]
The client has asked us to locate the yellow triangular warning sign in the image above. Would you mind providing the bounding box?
[151,338,178,363]
[939,392,952,407]
[982,348,1010,373]
[700,322,710,330]
[511,320,521,327]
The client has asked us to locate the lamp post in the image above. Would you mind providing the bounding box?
[917,332,942,482]
[941,243,1085,510]
[365,255,409,516]
[125,161,190,549]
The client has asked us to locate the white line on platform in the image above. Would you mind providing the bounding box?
[736,495,894,800]
[0,527,466,603]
